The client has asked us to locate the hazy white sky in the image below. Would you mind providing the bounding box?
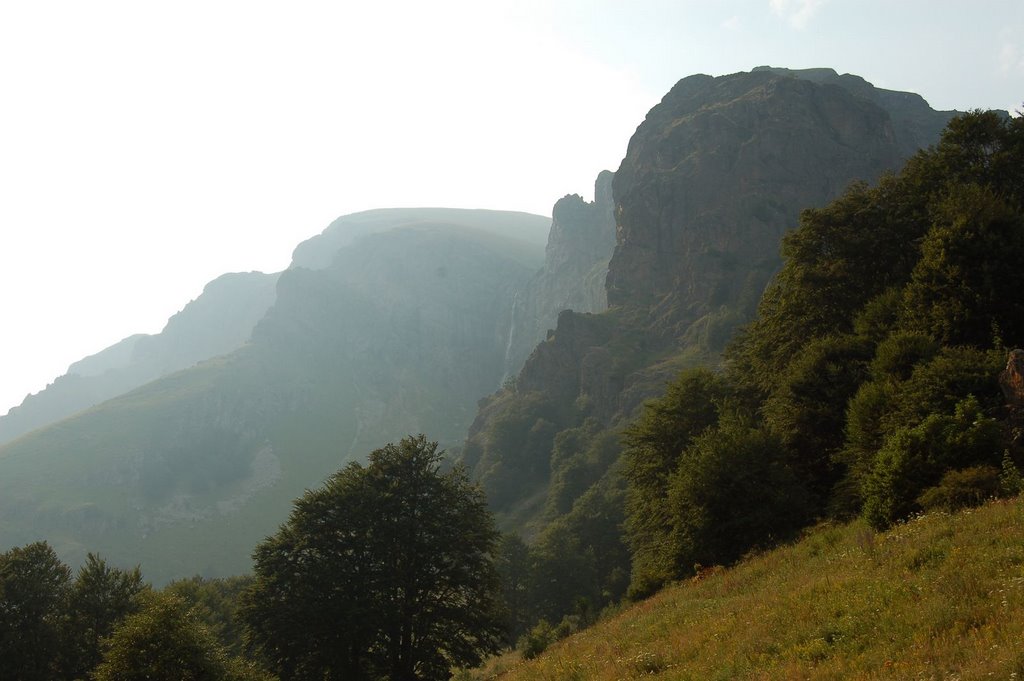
[1,0,1021,416]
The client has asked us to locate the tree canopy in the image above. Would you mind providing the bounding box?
[624,110,1024,594]
[242,434,503,680]
[0,541,71,681]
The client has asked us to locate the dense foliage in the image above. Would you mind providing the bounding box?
[242,434,503,680]
[623,110,1024,595]
[0,543,263,680]
[93,592,270,681]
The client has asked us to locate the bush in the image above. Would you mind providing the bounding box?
[666,415,810,571]
[863,396,1003,528]
[518,619,555,660]
[917,466,1001,511]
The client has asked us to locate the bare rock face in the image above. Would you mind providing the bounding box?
[1000,349,1024,408]
[501,171,617,378]
[750,66,957,158]
[607,69,937,332]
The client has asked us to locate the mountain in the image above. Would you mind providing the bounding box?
[0,271,280,446]
[501,171,617,379]
[0,67,967,590]
[289,207,551,270]
[458,68,961,612]
[0,209,549,582]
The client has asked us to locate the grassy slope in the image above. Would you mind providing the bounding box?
[475,495,1024,680]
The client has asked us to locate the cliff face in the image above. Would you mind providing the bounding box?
[464,68,958,531]
[254,224,540,454]
[609,71,901,330]
[750,66,958,158]
[0,271,280,446]
[502,171,617,377]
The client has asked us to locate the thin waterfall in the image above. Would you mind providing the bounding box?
[500,290,520,387]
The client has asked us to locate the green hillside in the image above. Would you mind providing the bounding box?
[0,216,547,583]
[469,494,1024,680]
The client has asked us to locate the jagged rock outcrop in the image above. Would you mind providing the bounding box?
[607,68,954,333]
[751,66,957,158]
[464,68,960,532]
[502,171,617,377]
[0,271,280,445]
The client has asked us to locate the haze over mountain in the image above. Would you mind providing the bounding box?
[0,67,991,589]
[501,171,617,378]
[5,1,1020,431]
[0,208,549,582]
[0,272,280,446]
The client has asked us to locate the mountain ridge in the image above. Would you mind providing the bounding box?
[0,209,554,582]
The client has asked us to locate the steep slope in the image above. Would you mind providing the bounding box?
[475,496,1024,680]
[0,271,280,446]
[501,171,617,378]
[459,68,959,609]
[0,210,546,582]
[606,68,953,326]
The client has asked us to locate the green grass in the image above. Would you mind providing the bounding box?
[468,495,1024,680]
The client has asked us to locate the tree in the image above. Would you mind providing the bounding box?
[493,533,532,644]
[902,184,1024,347]
[623,367,731,598]
[665,414,809,574]
[93,592,266,681]
[862,396,1004,528]
[0,541,71,681]
[761,334,873,505]
[243,434,503,680]
[59,553,147,680]
[164,575,254,660]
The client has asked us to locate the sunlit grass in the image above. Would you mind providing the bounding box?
[468,495,1024,680]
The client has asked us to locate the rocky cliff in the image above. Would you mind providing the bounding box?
[463,68,960,537]
[607,68,954,334]
[501,171,617,378]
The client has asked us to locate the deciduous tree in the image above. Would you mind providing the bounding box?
[243,434,502,680]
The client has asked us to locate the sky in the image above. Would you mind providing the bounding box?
[1,0,1021,416]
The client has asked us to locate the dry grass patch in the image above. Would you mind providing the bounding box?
[472,495,1024,680]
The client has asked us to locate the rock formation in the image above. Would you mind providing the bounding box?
[463,67,961,531]
[502,171,617,378]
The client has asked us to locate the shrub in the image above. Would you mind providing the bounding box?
[863,396,1003,528]
[518,619,556,660]
[917,466,1001,511]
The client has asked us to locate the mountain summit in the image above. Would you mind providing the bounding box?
[459,68,962,616]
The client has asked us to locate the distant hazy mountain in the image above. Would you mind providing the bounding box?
[0,208,550,582]
[289,207,551,269]
[0,271,280,446]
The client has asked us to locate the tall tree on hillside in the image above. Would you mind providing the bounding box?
[242,434,503,680]
[0,541,71,681]
[59,553,147,680]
